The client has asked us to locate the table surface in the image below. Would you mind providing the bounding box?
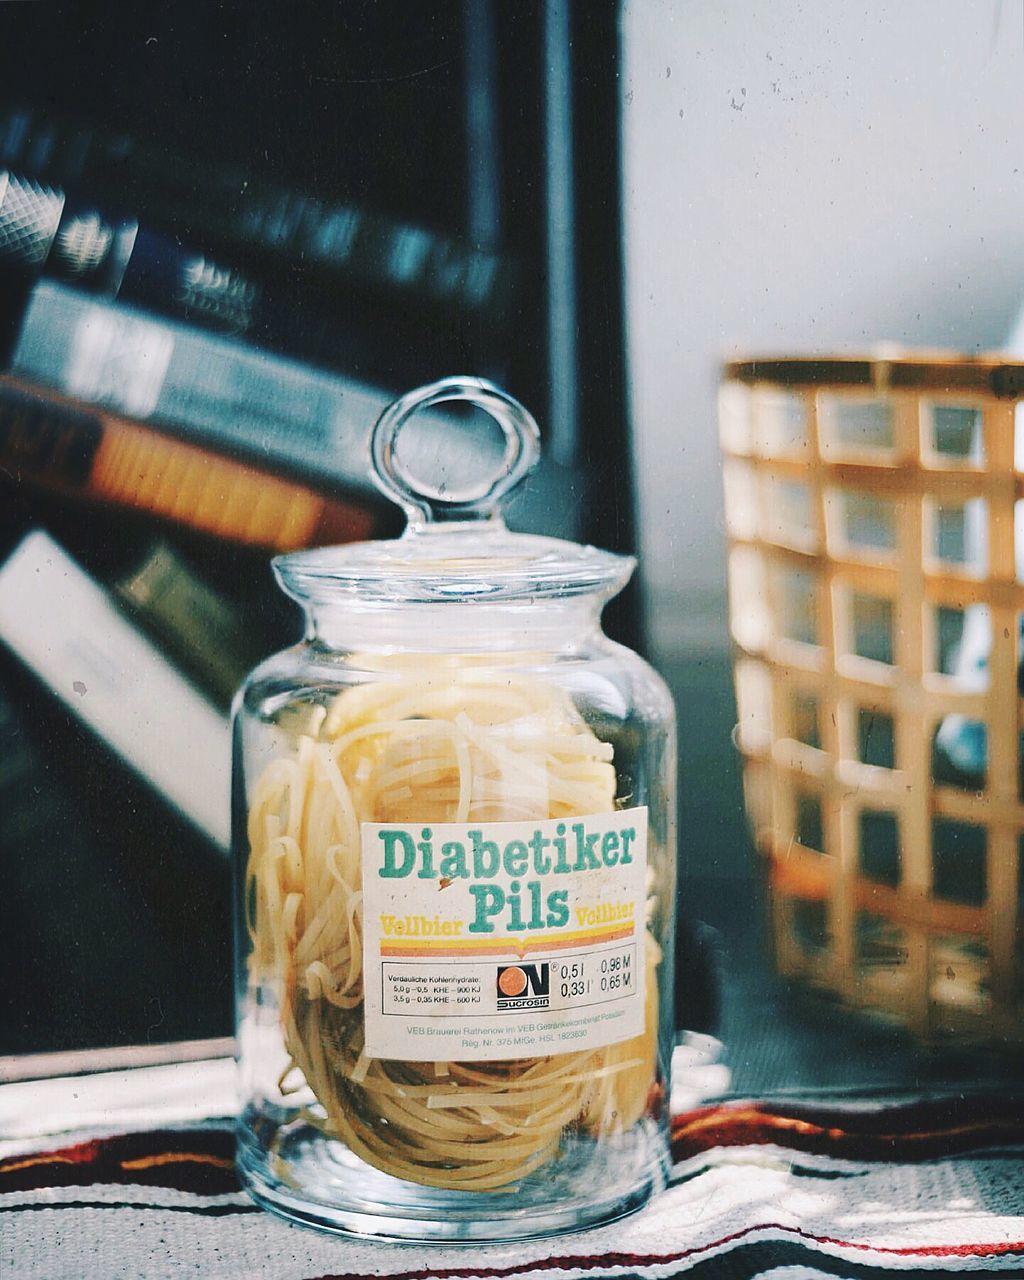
[2,1048,1023,1280]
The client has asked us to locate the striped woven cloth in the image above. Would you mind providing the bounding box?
[3,1095,1024,1278]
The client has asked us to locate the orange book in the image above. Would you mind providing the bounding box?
[0,375,377,550]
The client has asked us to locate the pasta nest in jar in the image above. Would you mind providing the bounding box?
[245,669,662,1191]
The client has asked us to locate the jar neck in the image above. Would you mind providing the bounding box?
[303,597,607,654]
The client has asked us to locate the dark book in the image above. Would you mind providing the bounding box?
[0,648,232,1056]
[0,166,260,339]
[0,106,517,321]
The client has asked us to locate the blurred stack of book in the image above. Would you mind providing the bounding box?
[0,0,636,1056]
[0,140,421,846]
[0,100,531,1054]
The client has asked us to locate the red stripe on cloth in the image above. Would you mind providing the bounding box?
[0,1129,238,1196]
[5,1099,1024,1204]
[671,1096,1024,1163]
[302,1223,1024,1280]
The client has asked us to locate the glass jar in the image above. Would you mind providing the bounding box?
[233,378,677,1241]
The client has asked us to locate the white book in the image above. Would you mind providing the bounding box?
[0,531,231,850]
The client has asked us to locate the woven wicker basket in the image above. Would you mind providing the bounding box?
[721,353,1024,1041]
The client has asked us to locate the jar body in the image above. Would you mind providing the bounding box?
[233,608,677,1241]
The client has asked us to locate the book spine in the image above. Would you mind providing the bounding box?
[12,280,389,496]
[0,169,262,337]
[0,106,514,316]
[0,375,377,550]
[115,543,263,709]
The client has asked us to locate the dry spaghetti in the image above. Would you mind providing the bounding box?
[245,669,661,1190]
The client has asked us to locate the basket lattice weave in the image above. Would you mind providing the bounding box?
[721,354,1024,1041]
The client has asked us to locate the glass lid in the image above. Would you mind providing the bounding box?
[274,377,635,606]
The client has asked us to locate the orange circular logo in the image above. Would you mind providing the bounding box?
[497,966,528,997]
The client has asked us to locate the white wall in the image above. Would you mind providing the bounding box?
[622,0,1024,659]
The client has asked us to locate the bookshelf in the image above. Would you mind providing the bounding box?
[0,0,637,1054]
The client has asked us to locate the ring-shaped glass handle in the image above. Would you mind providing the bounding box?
[369,377,541,528]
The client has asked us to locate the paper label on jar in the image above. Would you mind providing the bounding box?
[360,808,648,1062]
